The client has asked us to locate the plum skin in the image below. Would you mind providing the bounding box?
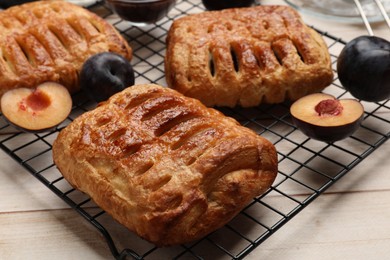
[292,116,363,143]
[337,36,390,102]
[80,52,135,102]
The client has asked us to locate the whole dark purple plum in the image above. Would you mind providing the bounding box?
[337,35,390,102]
[80,52,135,103]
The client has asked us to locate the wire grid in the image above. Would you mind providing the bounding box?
[1,0,390,259]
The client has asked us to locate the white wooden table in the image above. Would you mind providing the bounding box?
[1,0,390,259]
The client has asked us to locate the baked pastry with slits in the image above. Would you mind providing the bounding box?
[165,5,334,107]
[52,84,278,246]
[0,0,132,99]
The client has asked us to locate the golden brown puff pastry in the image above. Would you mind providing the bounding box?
[0,1,132,98]
[52,84,278,246]
[165,5,334,107]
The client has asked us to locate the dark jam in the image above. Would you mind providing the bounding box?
[109,0,176,25]
[0,0,36,8]
[202,0,255,10]
[201,0,255,10]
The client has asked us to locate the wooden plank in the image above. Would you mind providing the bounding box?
[0,150,69,212]
[0,209,112,259]
[247,189,390,260]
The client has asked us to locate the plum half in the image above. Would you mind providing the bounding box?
[290,93,364,143]
[1,82,72,132]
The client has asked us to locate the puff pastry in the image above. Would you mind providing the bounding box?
[52,84,278,246]
[0,1,132,99]
[165,5,334,107]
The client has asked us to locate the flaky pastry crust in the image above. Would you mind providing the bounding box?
[52,84,278,246]
[165,5,334,107]
[0,1,132,98]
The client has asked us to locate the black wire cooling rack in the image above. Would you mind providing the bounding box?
[1,1,390,259]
